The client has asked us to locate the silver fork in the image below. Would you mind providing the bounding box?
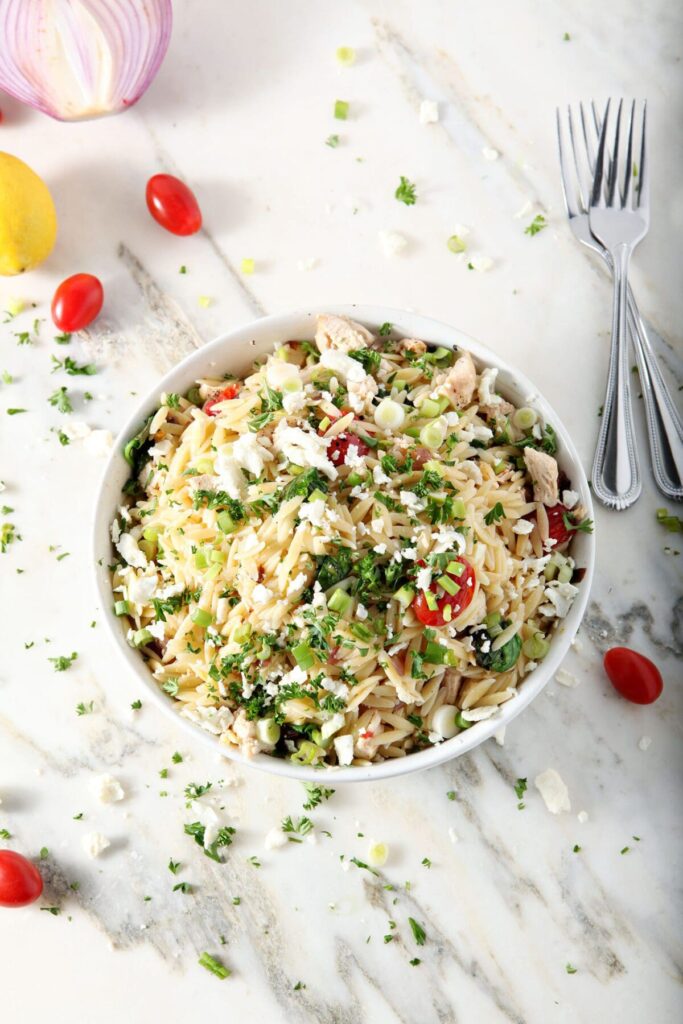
[558,100,683,507]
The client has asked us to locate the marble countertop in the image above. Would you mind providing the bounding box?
[1,2,681,1022]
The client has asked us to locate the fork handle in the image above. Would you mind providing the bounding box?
[592,244,642,509]
[627,288,683,501]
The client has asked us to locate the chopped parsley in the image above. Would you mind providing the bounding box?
[408,917,426,945]
[168,859,181,874]
[49,651,78,672]
[131,699,142,710]
[184,821,236,862]
[198,952,231,979]
[75,701,94,716]
[395,176,417,205]
[325,134,340,148]
[302,783,335,810]
[281,816,314,841]
[524,214,548,236]
[50,355,97,376]
[565,963,577,974]
[48,387,73,414]
[484,502,506,526]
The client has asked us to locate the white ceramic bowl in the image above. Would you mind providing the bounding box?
[93,306,595,782]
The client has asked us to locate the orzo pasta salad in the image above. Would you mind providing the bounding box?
[110,314,591,767]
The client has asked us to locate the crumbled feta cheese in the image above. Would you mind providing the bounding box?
[279,665,308,689]
[232,432,274,476]
[334,734,354,766]
[401,546,417,560]
[82,832,111,858]
[478,366,501,406]
[273,420,337,479]
[432,527,466,554]
[638,735,652,752]
[539,580,579,619]
[93,774,125,803]
[400,490,424,513]
[116,533,147,569]
[469,254,494,272]
[128,574,157,606]
[494,726,506,746]
[299,499,327,528]
[378,230,408,258]
[60,418,92,442]
[419,99,439,124]
[460,705,499,722]
[534,768,571,814]
[416,566,432,591]
[482,146,499,161]
[512,519,534,535]
[252,583,272,605]
[321,713,346,740]
[577,810,589,824]
[282,389,307,415]
[214,452,245,499]
[372,464,390,485]
[264,827,288,850]
[448,827,459,844]
[320,348,366,383]
[148,438,172,461]
[110,519,121,545]
[373,543,387,555]
[344,443,366,468]
[286,573,307,596]
[562,489,579,509]
[555,668,579,688]
[356,603,368,620]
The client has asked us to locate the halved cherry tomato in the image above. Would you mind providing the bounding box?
[546,505,573,547]
[604,647,663,705]
[203,383,240,416]
[0,850,43,908]
[51,273,103,332]
[146,174,202,236]
[412,556,475,627]
[327,433,370,467]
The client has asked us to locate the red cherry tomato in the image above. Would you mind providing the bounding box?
[146,174,202,236]
[412,556,475,627]
[604,647,663,705]
[0,850,43,908]
[203,383,241,416]
[51,274,103,332]
[327,433,370,467]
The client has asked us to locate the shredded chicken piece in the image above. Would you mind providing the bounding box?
[524,448,559,506]
[315,313,374,354]
[402,337,427,355]
[435,351,477,407]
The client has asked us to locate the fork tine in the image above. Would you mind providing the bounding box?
[567,104,591,212]
[622,100,636,207]
[637,100,649,209]
[606,98,623,206]
[591,98,611,207]
[556,107,578,217]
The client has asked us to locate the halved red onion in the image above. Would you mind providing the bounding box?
[0,0,173,121]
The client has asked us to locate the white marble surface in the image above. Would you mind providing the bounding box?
[1,2,681,1022]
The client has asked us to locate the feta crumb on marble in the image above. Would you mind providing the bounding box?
[419,99,439,124]
[82,832,111,858]
[638,736,652,752]
[555,668,579,688]
[448,827,459,844]
[469,253,494,272]
[534,769,571,814]
[482,146,500,161]
[494,727,506,746]
[378,230,408,258]
[264,827,288,850]
[93,774,125,804]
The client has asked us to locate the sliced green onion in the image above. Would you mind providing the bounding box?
[308,488,326,503]
[493,460,506,474]
[336,46,355,66]
[139,539,155,561]
[394,585,415,608]
[350,622,372,641]
[442,603,453,622]
[483,611,502,636]
[425,590,439,612]
[522,633,550,660]
[374,397,405,430]
[447,235,467,254]
[454,711,472,729]
[195,456,214,474]
[451,498,466,520]
[233,622,252,644]
[288,463,304,476]
[405,426,421,439]
[419,421,445,449]
[257,718,281,746]
[318,416,331,432]
[557,564,573,584]
[241,258,255,275]
[423,459,444,476]
[445,560,464,577]
[205,563,221,581]
[437,574,460,597]
[656,508,683,532]
[291,741,323,765]
[217,510,237,534]
[114,600,130,616]
[328,589,352,614]
[142,526,158,543]
[346,470,367,487]
[292,642,315,669]
[210,549,226,564]
[132,628,152,648]
[334,99,349,120]
[191,608,213,628]
[513,407,538,430]
[417,398,442,419]
[194,549,208,570]
[186,386,201,406]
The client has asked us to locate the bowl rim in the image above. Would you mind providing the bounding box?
[92,304,595,783]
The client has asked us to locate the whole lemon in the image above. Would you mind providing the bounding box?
[0,153,57,275]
